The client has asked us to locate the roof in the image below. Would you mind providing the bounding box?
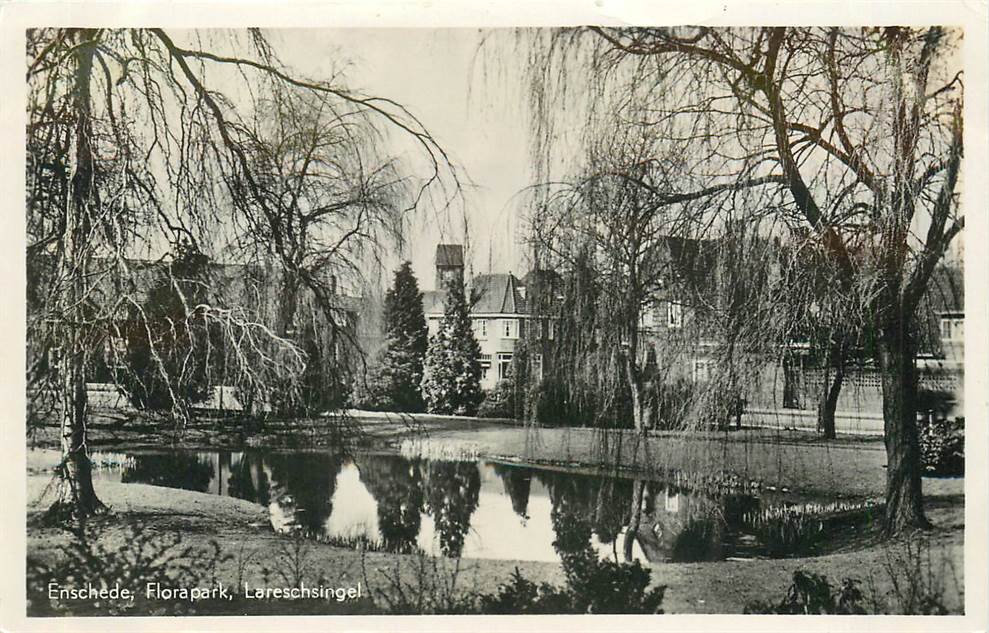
[435,244,464,268]
[927,264,964,313]
[423,273,529,316]
[471,273,525,314]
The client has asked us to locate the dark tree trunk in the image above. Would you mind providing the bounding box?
[782,352,801,409]
[46,29,107,523]
[622,479,646,562]
[817,370,842,440]
[277,267,301,338]
[623,320,651,433]
[878,318,929,535]
[816,339,847,440]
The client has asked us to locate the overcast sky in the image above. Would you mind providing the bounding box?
[266,28,535,290]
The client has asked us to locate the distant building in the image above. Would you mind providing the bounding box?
[423,244,561,390]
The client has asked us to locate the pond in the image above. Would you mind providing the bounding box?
[34,449,853,564]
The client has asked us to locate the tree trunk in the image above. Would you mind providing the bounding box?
[817,357,844,440]
[782,352,800,409]
[46,30,107,523]
[277,267,301,338]
[878,319,929,535]
[622,479,646,561]
[624,320,651,433]
[817,370,842,440]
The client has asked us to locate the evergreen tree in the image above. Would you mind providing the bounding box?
[117,243,218,418]
[421,275,483,415]
[367,261,429,412]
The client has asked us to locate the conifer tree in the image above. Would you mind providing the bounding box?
[421,276,483,415]
[373,261,429,412]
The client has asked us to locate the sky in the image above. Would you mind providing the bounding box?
[266,29,536,291]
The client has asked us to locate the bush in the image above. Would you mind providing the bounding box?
[919,416,964,476]
[744,570,867,614]
[477,379,526,420]
[479,555,664,615]
[27,522,228,616]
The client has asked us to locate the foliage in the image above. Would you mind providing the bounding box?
[477,344,530,419]
[26,27,457,520]
[876,534,955,615]
[744,570,867,614]
[548,489,666,613]
[648,377,696,430]
[478,567,577,614]
[420,276,483,416]
[918,416,964,476]
[360,550,478,615]
[526,25,964,532]
[745,535,956,615]
[744,506,828,558]
[114,245,219,417]
[477,379,524,419]
[27,522,229,616]
[362,262,429,412]
[916,387,963,476]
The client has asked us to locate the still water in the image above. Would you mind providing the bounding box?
[73,450,802,564]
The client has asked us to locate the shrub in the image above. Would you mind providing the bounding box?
[27,522,228,616]
[744,570,867,614]
[919,416,964,476]
[477,379,526,419]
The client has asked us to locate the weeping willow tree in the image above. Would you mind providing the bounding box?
[522,26,963,535]
[26,28,458,522]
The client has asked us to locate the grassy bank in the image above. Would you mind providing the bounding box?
[29,407,893,499]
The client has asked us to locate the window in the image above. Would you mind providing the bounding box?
[641,306,656,328]
[667,302,683,329]
[478,353,492,369]
[501,319,518,339]
[497,353,513,380]
[547,320,555,340]
[532,353,544,381]
[692,359,713,383]
[941,318,964,342]
[664,489,680,513]
[473,318,488,339]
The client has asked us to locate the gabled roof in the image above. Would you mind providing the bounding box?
[472,273,525,314]
[435,244,464,267]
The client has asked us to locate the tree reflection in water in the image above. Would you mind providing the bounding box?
[227,453,271,505]
[115,449,768,564]
[121,453,213,492]
[423,460,480,558]
[491,463,532,523]
[264,453,345,535]
[358,454,425,553]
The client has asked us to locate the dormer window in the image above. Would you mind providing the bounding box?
[667,301,683,329]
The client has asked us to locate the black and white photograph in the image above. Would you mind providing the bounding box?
[3,2,988,630]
